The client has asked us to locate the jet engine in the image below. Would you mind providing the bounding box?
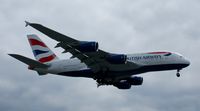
[127,76,143,85]
[107,54,127,64]
[77,41,99,52]
[113,80,131,89]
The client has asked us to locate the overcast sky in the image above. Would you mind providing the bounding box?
[0,0,200,111]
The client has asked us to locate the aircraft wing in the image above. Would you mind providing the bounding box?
[26,22,139,73]
[25,21,78,43]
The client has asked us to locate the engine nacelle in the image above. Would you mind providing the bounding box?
[77,41,98,52]
[127,76,143,85]
[113,80,131,89]
[107,54,127,64]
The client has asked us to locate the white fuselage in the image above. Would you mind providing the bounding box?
[34,52,190,78]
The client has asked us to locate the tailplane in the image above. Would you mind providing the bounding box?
[8,54,49,68]
[27,34,58,63]
[8,54,49,75]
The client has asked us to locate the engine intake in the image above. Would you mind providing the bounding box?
[77,41,98,52]
[107,54,127,64]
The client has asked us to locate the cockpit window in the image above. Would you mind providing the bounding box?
[174,52,184,58]
[164,53,172,56]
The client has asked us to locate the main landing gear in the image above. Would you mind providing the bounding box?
[176,69,181,77]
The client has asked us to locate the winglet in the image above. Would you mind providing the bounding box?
[25,21,30,27]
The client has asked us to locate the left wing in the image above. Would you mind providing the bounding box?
[26,22,139,74]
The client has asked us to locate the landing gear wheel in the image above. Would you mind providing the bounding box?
[176,69,181,77]
[176,73,180,77]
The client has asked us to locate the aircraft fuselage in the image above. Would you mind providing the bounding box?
[33,52,190,79]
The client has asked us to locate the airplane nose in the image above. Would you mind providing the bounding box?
[185,59,190,67]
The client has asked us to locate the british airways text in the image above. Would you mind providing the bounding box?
[127,55,162,61]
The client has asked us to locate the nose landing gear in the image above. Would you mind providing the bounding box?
[176,69,181,77]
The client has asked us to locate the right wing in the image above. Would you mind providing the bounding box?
[25,21,78,43]
[25,22,140,73]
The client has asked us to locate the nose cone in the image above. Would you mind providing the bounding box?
[183,59,190,68]
[185,59,190,67]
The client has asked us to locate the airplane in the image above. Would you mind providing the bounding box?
[8,21,190,89]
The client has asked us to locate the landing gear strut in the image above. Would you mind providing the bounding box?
[176,69,180,77]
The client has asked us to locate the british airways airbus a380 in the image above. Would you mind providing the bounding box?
[9,21,190,89]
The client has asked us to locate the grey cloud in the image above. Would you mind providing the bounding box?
[0,0,200,111]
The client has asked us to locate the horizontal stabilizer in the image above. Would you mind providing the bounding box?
[8,54,49,68]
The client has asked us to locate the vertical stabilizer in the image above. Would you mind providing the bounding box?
[27,34,58,63]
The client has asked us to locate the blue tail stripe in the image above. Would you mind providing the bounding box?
[33,50,49,56]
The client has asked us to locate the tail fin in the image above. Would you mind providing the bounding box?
[27,34,58,63]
